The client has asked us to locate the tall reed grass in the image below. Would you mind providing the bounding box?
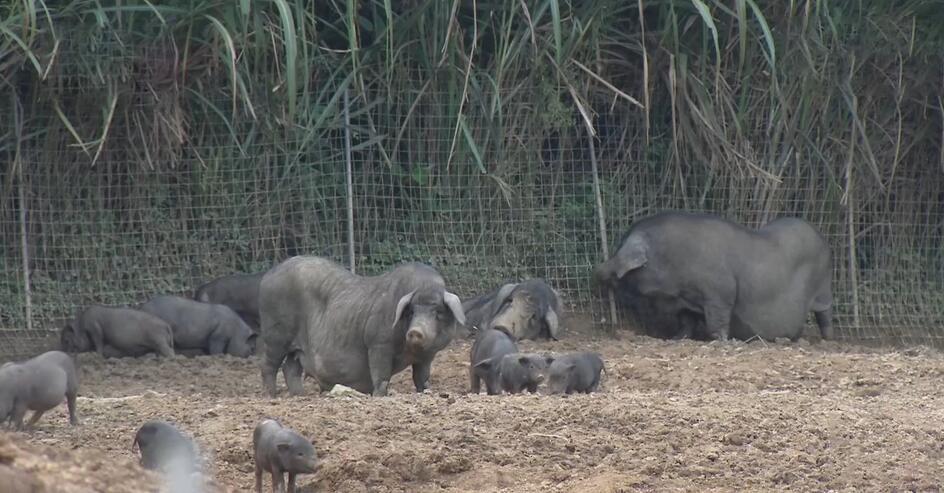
[1,1,942,356]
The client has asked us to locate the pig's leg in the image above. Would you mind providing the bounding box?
[12,402,29,430]
[412,360,431,393]
[815,307,834,340]
[155,337,175,358]
[368,344,394,396]
[287,472,297,493]
[270,468,284,493]
[261,342,289,398]
[66,388,79,425]
[25,410,45,428]
[703,298,733,341]
[254,462,263,493]
[207,329,227,355]
[92,332,106,357]
[468,367,480,394]
[282,354,304,396]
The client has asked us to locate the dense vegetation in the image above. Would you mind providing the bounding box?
[1,1,942,350]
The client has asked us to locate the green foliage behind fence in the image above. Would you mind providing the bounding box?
[1,1,943,359]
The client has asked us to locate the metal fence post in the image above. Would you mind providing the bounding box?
[587,127,619,327]
[344,87,356,274]
[17,148,32,333]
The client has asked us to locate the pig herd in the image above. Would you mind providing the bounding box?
[0,210,836,491]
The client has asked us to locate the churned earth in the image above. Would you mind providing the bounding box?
[7,320,944,492]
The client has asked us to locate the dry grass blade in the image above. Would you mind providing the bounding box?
[272,0,298,123]
[572,59,644,109]
[52,100,92,156]
[445,0,477,170]
[545,52,594,136]
[90,88,119,167]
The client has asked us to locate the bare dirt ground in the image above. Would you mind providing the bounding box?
[7,321,944,492]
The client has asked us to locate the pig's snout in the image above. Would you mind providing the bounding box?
[299,460,319,474]
[493,324,514,337]
[406,329,425,348]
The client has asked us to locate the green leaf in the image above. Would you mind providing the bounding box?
[410,165,428,185]
[549,0,562,62]
[204,15,239,117]
[735,0,747,74]
[0,23,43,75]
[745,0,776,67]
[690,0,720,68]
[460,115,486,174]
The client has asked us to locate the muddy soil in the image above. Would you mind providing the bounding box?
[8,325,944,492]
[0,431,163,492]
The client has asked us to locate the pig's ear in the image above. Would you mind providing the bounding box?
[443,291,466,326]
[277,442,290,452]
[393,290,417,328]
[517,356,530,366]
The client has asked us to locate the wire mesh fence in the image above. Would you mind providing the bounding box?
[2,20,943,362]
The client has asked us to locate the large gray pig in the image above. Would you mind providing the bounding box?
[462,279,563,341]
[259,256,466,397]
[0,351,79,429]
[193,271,265,331]
[139,295,256,357]
[594,211,834,341]
[61,305,175,358]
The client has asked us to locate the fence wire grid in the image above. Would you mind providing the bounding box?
[2,44,943,362]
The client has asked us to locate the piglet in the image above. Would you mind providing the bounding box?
[469,328,518,395]
[546,352,606,394]
[132,420,199,472]
[0,351,79,429]
[498,353,553,394]
[253,418,318,493]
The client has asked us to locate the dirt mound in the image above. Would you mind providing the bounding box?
[0,431,160,493]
